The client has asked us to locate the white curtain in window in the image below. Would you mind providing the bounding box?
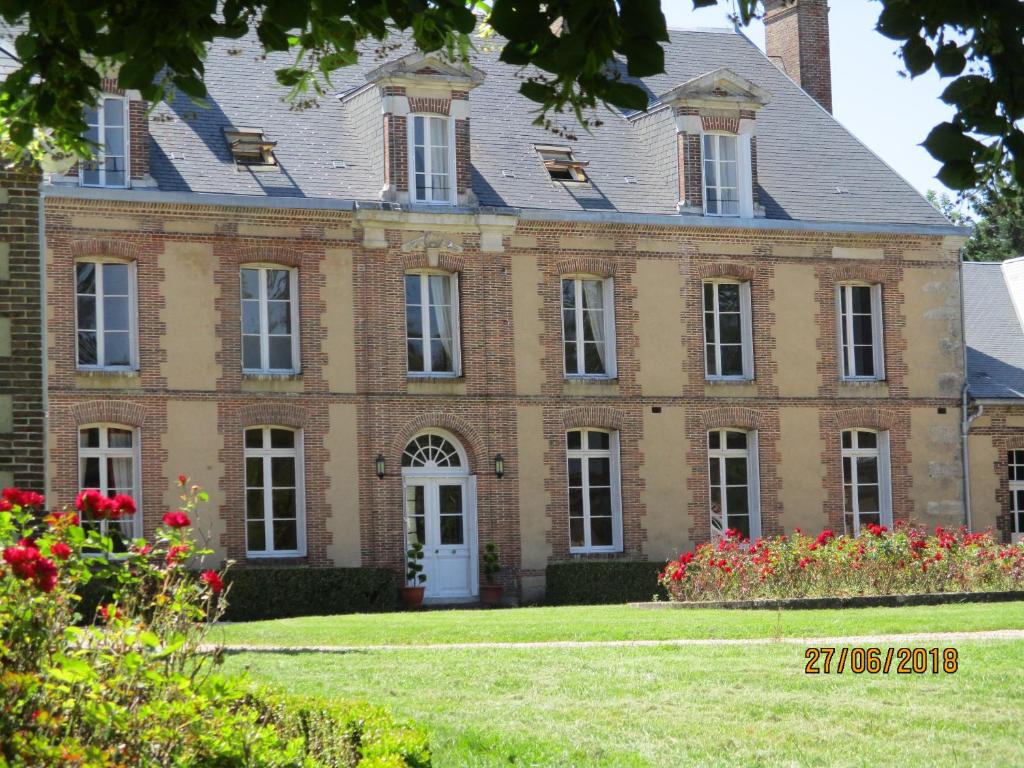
[583,280,605,370]
[429,275,452,365]
[108,455,135,538]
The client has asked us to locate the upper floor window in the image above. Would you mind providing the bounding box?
[837,283,884,380]
[241,267,299,374]
[841,429,892,536]
[536,145,588,182]
[76,260,137,370]
[409,115,452,204]
[707,429,761,540]
[703,280,753,380]
[78,425,140,551]
[1009,451,1024,536]
[405,272,461,376]
[244,426,306,557]
[561,277,616,379]
[82,96,128,188]
[566,428,622,553]
[702,133,739,216]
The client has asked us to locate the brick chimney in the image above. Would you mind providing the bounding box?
[764,0,832,113]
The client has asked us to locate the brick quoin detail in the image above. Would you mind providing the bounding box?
[383,114,408,192]
[701,115,739,133]
[455,119,471,196]
[678,133,704,209]
[819,407,912,532]
[407,97,450,115]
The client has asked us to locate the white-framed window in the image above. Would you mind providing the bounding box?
[702,280,753,380]
[78,425,141,551]
[405,272,461,376]
[408,114,453,204]
[82,96,128,188]
[244,426,306,557]
[75,260,138,370]
[240,266,300,374]
[701,132,754,218]
[561,277,616,379]
[566,428,623,553]
[836,283,884,380]
[1008,450,1024,535]
[841,429,892,536]
[707,428,761,540]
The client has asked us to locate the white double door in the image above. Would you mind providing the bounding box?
[404,474,478,600]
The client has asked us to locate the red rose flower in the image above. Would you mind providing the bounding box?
[178,474,188,487]
[33,558,57,593]
[3,545,40,579]
[19,491,45,508]
[132,543,153,556]
[0,499,10,512]
[166,544,190,563]
[75,489,108,518]
[98,604,119,623]
[200,570,224,594]
[162,511,191,528]
[49,542,72,561]
[815,529,836,545]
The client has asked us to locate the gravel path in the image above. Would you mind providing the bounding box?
[206,628,1024,654]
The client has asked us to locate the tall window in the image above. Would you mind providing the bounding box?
[78,425,139,550]
[707,429,760,540]
[841,429,892,536]
[241,267,299,373]
[244,427,305,557]
[82,96,128,188]
[405,273,460,376]
[702,133,739,216]
[561,277,616,378]
[837,283,884,380]
[76,260,136,370]
[703,280,753,379]
[566,428,622,553]
[1009,451,1024,536]
[409,115,451,203]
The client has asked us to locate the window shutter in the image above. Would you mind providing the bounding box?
[835,285,847,378]
[603,277,617,379]
[740,281,754,380]
[738,133,754,218]
[878,430,893,528]
[748,430,762,540]
[611,430,624,552]
[871,283,885,380]
[450,272,462,377]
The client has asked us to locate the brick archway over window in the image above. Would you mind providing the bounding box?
[69,239,136,261]
[555,256,616,278]
[237,246,303,268]
[561,406,625,431]
[71,400,149,427]
[235,403,309,430]
[390,412,487,473]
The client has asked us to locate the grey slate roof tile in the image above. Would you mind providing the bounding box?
[963,261,1024,400]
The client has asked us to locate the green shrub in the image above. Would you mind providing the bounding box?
[223,567,397,621]
[545,561,666,605]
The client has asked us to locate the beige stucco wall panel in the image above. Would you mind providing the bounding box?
[901,266,963,399]
[164,401,225,563]
[968,434,1000,533]
[778,407,827,533]
[635,259,685,396]
[511,254,545,395]
[909,408,963,527]
[325,403,362,566]
[517,406,551,590]
[159,242,220,390]
[772,264,819,397]
[323,248,357,393]
[640,406,689,560]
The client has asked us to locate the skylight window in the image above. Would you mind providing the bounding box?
[536,145,588,182]
[223,127,278,171]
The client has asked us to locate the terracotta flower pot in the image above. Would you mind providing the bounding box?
[401,586,425,609]
[480,584,504,606]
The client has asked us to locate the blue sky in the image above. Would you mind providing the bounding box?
[663,0,954,197]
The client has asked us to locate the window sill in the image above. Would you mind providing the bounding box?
[244,553,307,563]
[407,377,466,396]
[240,373,304,393]
[563,378,619,397]
[75,369,141,389]
[837,379,889,398]
[704,378,757,397]
[569,548,625,558]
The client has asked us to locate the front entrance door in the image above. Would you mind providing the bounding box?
[404,476,477,599]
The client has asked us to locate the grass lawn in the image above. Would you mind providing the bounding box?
[214,600,1024,647]
[219,603,1024,766]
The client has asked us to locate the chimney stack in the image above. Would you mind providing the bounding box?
[764,0,832,113]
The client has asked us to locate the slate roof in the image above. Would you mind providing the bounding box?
[139,26,952,228]
[963,261,1024,400]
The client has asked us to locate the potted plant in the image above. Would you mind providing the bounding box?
[480,542,503,606]
[401,541,426,609]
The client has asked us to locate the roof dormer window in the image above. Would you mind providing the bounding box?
[409,114,453,204]
[82,96,128,188]
[224,127,278,171]
[536,145,588,182]
[702,134,740,216]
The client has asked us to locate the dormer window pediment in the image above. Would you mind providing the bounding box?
[660,68,771,111]
[365,51,486,91]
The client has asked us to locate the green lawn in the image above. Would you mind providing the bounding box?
[218,603,1024,766]
[214,601,1024,647]
[224,641,1024,767]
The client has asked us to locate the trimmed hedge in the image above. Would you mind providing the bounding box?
[545,560,666,605]
[222,567,397,621]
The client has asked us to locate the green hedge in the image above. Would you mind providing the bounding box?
[545,560,666,605]
[222,567,397,622]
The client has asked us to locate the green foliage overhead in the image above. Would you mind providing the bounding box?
[0,0,1021,191]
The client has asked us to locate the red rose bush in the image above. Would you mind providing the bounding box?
[659,524,1024,602]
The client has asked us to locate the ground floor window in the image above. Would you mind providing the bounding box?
[1009,450,1024,534]
[244,426,305,557]
[841,428,892,536]
[78,424,140,551]
[566,428,622,553]
[707,428,760,540]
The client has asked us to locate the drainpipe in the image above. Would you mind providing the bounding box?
[958,251,980,531]
[38,179,48,500]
